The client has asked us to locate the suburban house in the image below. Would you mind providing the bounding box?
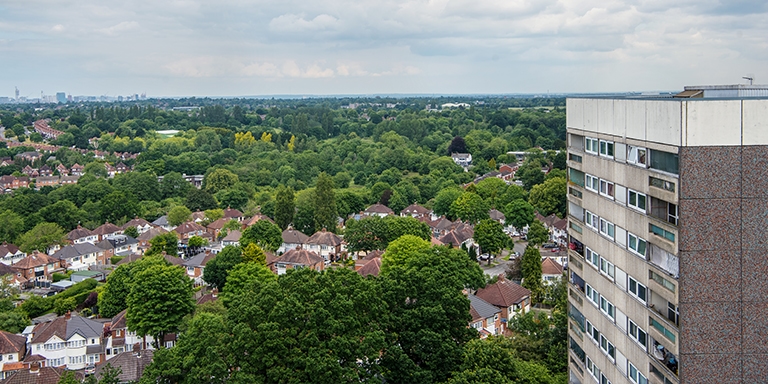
[22,166,38,178]
[115,162,130,174]
[222,207,244,222]
[190,211,206,223]
[0,330,27,379]
[269,248,325,275]
[52,243,104,271]
[475,277,531,326]
[92,222,123,242]
[244,214,275,227]
[498,163,518,182]
[59,175,80,185]
[0,243,25,266]
[451,152,472,169]
[362,203,394,218]
[15,151,42,163]
[35,176,59,188]
[305,229,344,262]
[104,310,153,359]
[277,227,309,254]
[221,230,241,247]
[122,217,154,234]
[356,256,382,277]
[488,209,506,224]
[96,349,153,383]
[429,217,454,238]
[205,218,230,239]
[174,221,208,241]
[541,257,564,285]
[66,226,98,245]
[136,227,169,248]
[96,235,139,259]
[151,216,175,232]
[183,250,216,285]
[10,252,63,287]
[468,293,502,338]
[1,364,78,384]
[27,312,104,370]
[38,165,52,177]
[439,223,476,251]
[0,176,29,190]
[56,164,69,176]
[70,164,84,176]
[400,204,433,220]
[33,120,64,140]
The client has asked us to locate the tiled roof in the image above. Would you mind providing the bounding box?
[0,242,20,256]
[475,278,531,308]
[489,209,505,221]
[206,217,230,230]
[542,257,564,275]
[174,221,206,234]
[364,203,394,215]
[281,227,309,244]
[222,230,241,242]
[51,243,101,260]
[94,350,153,383]
[306,229,342,246]
[273,249,323,267]
[12,252,57,270]
[2,366,76,384]
[66,226,94,241]
[111,309,127,330]
[244,214,275,226]
[122,217,153,229]
[116,253,142,265]
[93,222,122,236]
[0,330,26,355]
[468,294,500,321]
[30,314,103,344]
[400,204,430,215]
[223,207,244,219]
[183,250,216,268]
[357,258,381,277]
[152,215,169,226]
[136,227,168,242]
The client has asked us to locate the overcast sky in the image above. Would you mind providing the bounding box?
[1,0,766,97]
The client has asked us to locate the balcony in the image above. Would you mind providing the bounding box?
[649,244,679,278]
[650,337,678,378]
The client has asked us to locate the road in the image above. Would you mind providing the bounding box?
[480,240,528,278]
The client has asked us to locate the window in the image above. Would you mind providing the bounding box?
[569,153,583,163]
[569,168,585,187]
[650,271,676,293]
[586,320,600,343]
[628,277,647,304]
[599,218,615,240]
[650,224,675,242]
[628,233,647,257]
[650,318,676,343]
[600,258,615,280]
[585,211,598,231]
[629,362,649,384]
[650,197,678,226]
[649,149,679,175]
[586,284,599,306]
[585,174,599,192]
[585,137,599,154]
[569,187,583,199]
[627,146,647,166]
[668,303,680,326]
[600,296,615,320]
[599,140,615,158]
[600,334,616,360]
[601,373,612,384]
[599,179,614,199]
[569,222,583,234]
[649,176,675,192]
[586,248,599,269]
[629,320,647,348]
[586,356,600,381]
[628,190,647,212]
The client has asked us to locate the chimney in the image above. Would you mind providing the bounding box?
[212,288,218,298]
[29,361,40,374]
[64,311,71,320]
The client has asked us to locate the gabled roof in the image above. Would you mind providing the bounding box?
[272,248,324,267]
[12,252,58,270]
[96,235,138,251]
[190,211,206,221]
[163,254,185,266]
[223,207,244,219]
[439,228,473,246]
[489,209,505,221]
[468,293,501,321]
[67,225,94,241]
[2,366,75,384]
[282,227,309,244]
[122,217,153,229]
[174,221,206,234]
[111,309,128,330]
[400,204,430,215]
[364,203,394,215]
[244,214,275,226]
[475,278,531,308]
[0,242,21,256]
[183,250,216,268]
[206,217,230,230]
[136,227,168,242]
[222,230,241,242]
[542,257,564,275]
[357,257,381,277]
[51,243,101,260]
[431,217,454,231]
[553,218,568,231]
[152,215,169,226]
[116,253,142,266]
[93,222,122,236]
[95,350,154,383]
[30,314,103,344]
[306,229,342,246]
[0,330,26,355]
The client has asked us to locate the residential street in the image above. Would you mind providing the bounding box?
[480,239,528,278]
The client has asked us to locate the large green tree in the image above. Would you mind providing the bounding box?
[145,232,179,257]
[526,220,549,246]
[433,187,463,218]
[528,177,567,217]
[161,171,193,199]
[204,168,239,194]
[504,198,536,231]
[167,205,192,226]
[17,222,66,253]
[202,245,243,290]
[520,245,543,302]
[185,189,218,212]
[126,258,194,348]
[313,172,337,232]
[0,210,24,243]
[98,263,135,318]
[474,219,507,263]
[100,191,140,224]
[273,184,295,230]
[449,192,489,224]
[240,220,283,253]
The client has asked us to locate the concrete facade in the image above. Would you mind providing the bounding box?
[567,93,768,384]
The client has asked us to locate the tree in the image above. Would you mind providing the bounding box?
[240,220,283,253]
[528,177,566,217]
[241,243,266,265]
[57,371,81,384]
[314,172,337,232]
[54,297,77,316]
[204,168,239,194]
[526,220,549,246]
[504,199,536,231]
[100,191,139,224]
[344,216,387,253]
[123,226,139,239]
[185,189,218,212]
[87,363,122,384]
[145,232,179,257]
[38,200,86,231]
[203,209,224,225]
[383,215,431,243]
[433,187,463,218]
[450,192,489,224]
[17,222,66,253]
[98,263,135,318]
[447,136,468,154]
[161,171,193,199]
[0,210,24,243]
[112,171,161,202]
[0,311,29,334]
[273,185,295,230]
[202,246,243,290]
[168,206,192,226]
[188,235,208,247]
[126,261,194,348]
[475,177,507,208]
[520,246,543,302]
[516,159,545,191]
[84,162,108,178]
[474,219,506,263]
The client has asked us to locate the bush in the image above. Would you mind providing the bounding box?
[52,273,69,283]
[111,256,125,265]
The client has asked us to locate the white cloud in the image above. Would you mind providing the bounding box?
[98,21,139,36]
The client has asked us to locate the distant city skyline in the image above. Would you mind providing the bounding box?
[1,0,766,97]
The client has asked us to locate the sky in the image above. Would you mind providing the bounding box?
[1,0,767,97]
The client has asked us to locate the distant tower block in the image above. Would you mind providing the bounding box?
[14,87,19,100]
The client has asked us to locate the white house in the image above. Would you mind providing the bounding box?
[51,243,104,271]
[0,330,26,379]
[27,313,104,370]
[0,243,25,266]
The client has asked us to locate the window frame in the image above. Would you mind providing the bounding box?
[586,284,599,307]
[600,334,616,361]
[585,211,598,231]
[628,320,648,349]
[599,140,615,159]
[586,247,600,269]
[628,276,647,304]
[586,356,600,381]
[585,137,599,155]
[629,362,649,384]
[599,179,615,199]
[627,145,647,167]
[599,257,615,281]
[585,174,599,192]
[628,189,647,212]
[627,233,647,257]
[600,296,615,321]
[599,218,615,240]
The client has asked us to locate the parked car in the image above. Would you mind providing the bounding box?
[542,243,558,249]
